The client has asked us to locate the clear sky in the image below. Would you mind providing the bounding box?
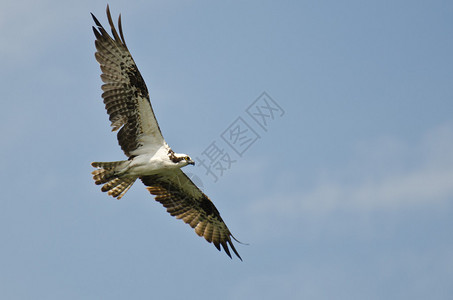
[1,0,453,299]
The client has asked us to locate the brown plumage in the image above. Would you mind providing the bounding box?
[91,6,164,156]
[141,172,242,260]
[91,6,242,260]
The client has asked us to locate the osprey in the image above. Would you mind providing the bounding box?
[90,6,241,260]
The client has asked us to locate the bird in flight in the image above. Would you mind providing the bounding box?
[90,5,242,260]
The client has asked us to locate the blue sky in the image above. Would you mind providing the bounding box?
[1,0,453,299]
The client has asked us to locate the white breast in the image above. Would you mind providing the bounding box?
[126,146,176,176]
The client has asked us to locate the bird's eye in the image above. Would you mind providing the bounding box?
[185,157,190,161]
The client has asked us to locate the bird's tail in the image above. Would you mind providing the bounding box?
[91,161,136,199]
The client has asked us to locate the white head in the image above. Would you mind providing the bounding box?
[169,151,195,167]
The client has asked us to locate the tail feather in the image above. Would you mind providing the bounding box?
[92,161,126,169]
[104,177,136,199]
[91,160,127,184]
[91,160,136,199]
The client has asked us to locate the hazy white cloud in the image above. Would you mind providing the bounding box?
[250,122,453,218]
[231,243,453,300]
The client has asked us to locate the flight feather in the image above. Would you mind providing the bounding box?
[92,6,164,156]
[91,6,242,260]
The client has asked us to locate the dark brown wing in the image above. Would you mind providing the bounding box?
[141,170,242,260]
[92,6,165,157]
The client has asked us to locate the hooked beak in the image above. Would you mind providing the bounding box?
[188,160,195,166]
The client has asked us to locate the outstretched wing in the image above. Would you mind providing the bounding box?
[92,6,165,157]
[141,171,242,260]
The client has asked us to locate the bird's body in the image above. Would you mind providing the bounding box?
[114,147,191,177]
[90,6,242,259]
[125,148,175,176]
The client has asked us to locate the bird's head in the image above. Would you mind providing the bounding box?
[182,155,195,166]
[171,153,195,167]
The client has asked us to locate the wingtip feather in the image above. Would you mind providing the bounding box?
[221,241,232,259]
[229,240,242,261]
[91,12,102,27]
[118,13,127,46]
[106,4,121,43]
